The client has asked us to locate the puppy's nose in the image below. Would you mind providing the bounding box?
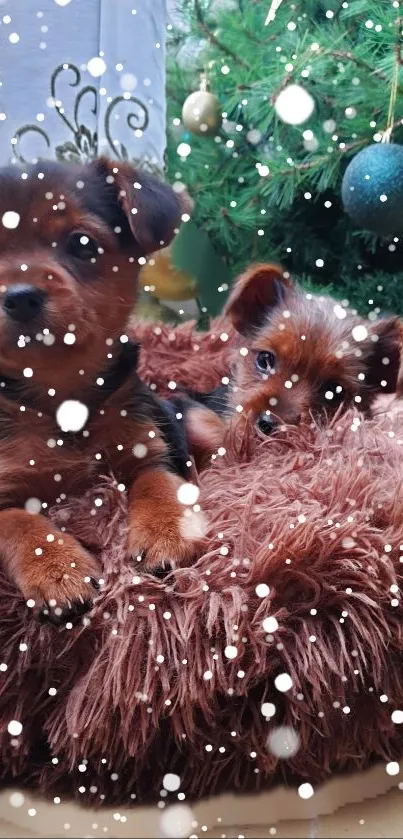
[3,284,47,323]
[256,412,278,435]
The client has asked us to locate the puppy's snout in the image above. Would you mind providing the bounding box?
[3,284,48,324]
[256,412,278,436]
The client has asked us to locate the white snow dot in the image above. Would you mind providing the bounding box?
[162,773,181,792]
[380,194,388,203]
[10,792,25,808]
[261,702,276,718]
[87,57,106,77]
[177,482,200,506]
[386,761,400,776]
[352,325,368,342]
[133,443,147,458]
[334,304,347,320]
[54,0,72,5]
[7,720,22,736]
[263,616,279,633]
[63,333,76,345]
[23,367,33,378]
[224,645,238,660]
[256,583,270,597]
[56,400,89,432]
[203,670,213,681]
[177,142,192,158]
[9,32,19,44]
[120,72,137,91]
[274,672,292,693]
[298,783,314,799]
[274,84,314,125]
[267,726,301,759]
[159,804,194,838]
[392,710,403,724]
[24,497,41,515]
[2,211,20,229]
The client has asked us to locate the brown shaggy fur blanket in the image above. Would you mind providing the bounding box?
[1,317,403,807]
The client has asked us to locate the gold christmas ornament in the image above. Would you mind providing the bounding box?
[140,247,199,301]
[182,74,222,136]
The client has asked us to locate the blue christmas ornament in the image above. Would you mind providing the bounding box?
[341,142,403,236]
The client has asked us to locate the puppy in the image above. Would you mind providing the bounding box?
[0,157,199,619]
[183,263,403,452]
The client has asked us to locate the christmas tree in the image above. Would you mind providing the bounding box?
[166,0,403,318]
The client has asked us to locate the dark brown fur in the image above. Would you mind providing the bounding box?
[224,264,403,431]
[0,158,200,618]
[185,263,403,458]
[1,319,403,806]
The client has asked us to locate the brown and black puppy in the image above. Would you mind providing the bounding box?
[182,263,403,456]
[0,157,199,620]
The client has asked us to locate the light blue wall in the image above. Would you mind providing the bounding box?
[0,0,167,167]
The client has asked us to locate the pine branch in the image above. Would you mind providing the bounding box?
[193,0,249,68]
[327,49,403,90]
[278,114,403,176]
[166,0,403,315]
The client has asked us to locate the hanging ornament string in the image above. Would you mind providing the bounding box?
[382,59,399,143]
[382,5,402,143]
[265,0,284,25]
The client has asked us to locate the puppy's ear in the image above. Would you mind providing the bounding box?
[224,263,293,335]
[365,317,403,394]
[90,157,192,254]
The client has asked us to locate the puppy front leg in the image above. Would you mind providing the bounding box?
[182,404,227,471]
[127,468,205,571]
[0,509,100,616]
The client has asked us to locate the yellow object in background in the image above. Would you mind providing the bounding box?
[140,247,199,301]
[134,290,181,324]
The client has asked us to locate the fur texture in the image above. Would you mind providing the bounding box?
[1,317,403,807]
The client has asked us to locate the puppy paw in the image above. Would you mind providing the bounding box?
[128,508,206,573]
[20,537,101,623]
[127,468,207,574]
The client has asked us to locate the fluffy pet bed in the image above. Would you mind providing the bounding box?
[1,317,403,809]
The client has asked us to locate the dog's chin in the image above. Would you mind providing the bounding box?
[0,327,88,375]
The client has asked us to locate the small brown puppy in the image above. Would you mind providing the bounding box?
[225,264,403,433]
[184,263,403,453]
[0,157,198,619]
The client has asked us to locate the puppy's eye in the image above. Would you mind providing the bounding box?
[320,381,344,403]
[256,350,276,374]
[67,232,99,261]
